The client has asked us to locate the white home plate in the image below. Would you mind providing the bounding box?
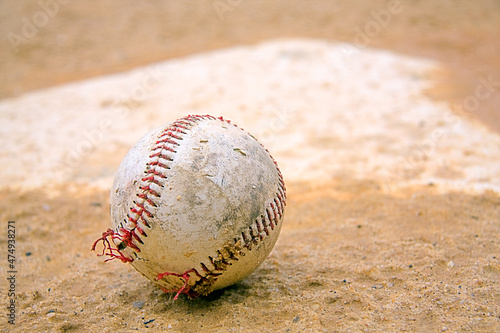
[0,39,499,192]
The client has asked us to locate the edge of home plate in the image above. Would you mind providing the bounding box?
[1,38,499,193]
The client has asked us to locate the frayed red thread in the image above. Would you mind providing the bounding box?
[156,269,202,300]
[91,228,133,263]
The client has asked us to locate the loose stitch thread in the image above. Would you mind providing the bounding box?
[156,269,203,300]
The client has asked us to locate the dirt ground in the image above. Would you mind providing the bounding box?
[1,181,499,332]
[1,1,500,332]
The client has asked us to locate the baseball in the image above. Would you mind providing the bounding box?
[93,115,286,299]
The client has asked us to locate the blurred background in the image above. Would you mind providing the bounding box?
[1,0,499,132]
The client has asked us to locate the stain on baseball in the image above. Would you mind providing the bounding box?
[93,115,286,299]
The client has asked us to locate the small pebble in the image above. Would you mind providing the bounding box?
[447,261,455,268]
[133,300,145,309]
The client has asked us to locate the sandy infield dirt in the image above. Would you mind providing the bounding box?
[0,1,499,332]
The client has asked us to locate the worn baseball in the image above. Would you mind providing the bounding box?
[93,115,286,298]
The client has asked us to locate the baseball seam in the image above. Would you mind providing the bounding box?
[93,114,286,298]
[123,115,212,253]
[92,115,213,263]
[240,165,286,251]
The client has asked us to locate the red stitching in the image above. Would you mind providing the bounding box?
[156,138,178,145]
[149,152,173,160]
[143,170,167,179]
[273,198,281,218]
[136,225,147,236]
[277,193,285,210]
[200,262,211,274]
[156,269,201,300]
[118,228,142,250]
[159,128,185,136]
[256,217,264,234]
[209,254,230,269]
[138,186,161,198]
[266,208,275,230]
[140,176,163,187]
[136,193,158,207]
[270,202,276,219]
[151,146,176,153]
[127,214,138,224]
[241,231,251,250]
[168,131,183,140]
[139,215,151,228]
[261,215,270,236]
[91,228,133,263]
[130,203,154,217]
[249,225,259,245]
[147,161,169,169]
[200,263,224,276]
[238,162,286,252]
